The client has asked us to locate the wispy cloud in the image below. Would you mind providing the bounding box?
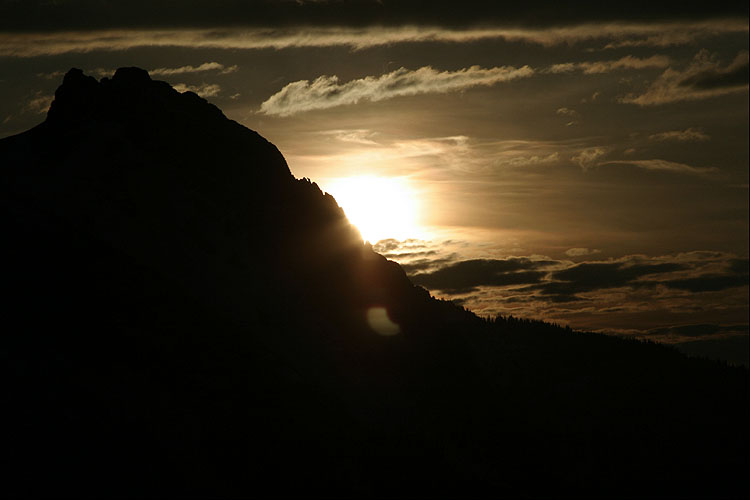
[602,23,746,49]
[322,129,379,145]
[546,55,670,74]
[555,107,580,126]
[649,127,710,142]
[149,61,238,76]
[172,83,221,97]
[289,132,571,189]
[600,159,718,176]
[0,21,745,57]
[571,147,608,169]
[25,92,53,114]
[620,50,749,106]
[36,70,65,80]
[497,152,561,167]
[80,62,237,80]
[565,248,601,257]
[556,107,578,117]
[259,65,533,116]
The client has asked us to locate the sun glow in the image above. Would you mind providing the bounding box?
[323,176,422,243]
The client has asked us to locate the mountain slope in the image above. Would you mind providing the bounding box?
[1,68,747,498]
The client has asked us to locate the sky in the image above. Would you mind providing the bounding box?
[1,1,748,361]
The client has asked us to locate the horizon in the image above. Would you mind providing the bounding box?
[1,1,748,364]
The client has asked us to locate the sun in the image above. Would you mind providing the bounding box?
[323,175,422,243]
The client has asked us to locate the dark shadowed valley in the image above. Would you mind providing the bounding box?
[1,68,747,498]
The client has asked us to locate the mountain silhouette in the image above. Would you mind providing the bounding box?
[1,68,747,498]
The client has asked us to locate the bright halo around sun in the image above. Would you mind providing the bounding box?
[323,176,422,243]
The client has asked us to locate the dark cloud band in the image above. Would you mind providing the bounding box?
[403,253,748,303]
[1,1,747,31]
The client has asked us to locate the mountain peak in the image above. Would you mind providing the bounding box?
[38,66,293,178]
[62,67,96,86]
[111,66,151,85]
[46,66,224,129]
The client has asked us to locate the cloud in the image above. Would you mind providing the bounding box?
[571,142,718,175]
[409,258,554,294]
[547,63,576,74]
[671,334,749,367]
[546,55,670,74]
[580,55,671,73]
[259,65,534,116]
[0,20,746,57]
[2,2,747,31]
[649,323,749,340]
[556,107,578,116]
[149,61,238,76]
[565,248,601,257]
[25,92,53,114]
[172,83,221,97]
[416,252,742,300]
[620,49,749,106]
[555,107,579,126]
[37,70,65,80]
[729,258,749,275]
[592,324,749,365]
[321,129,379,145]
[400,257,457,275]
[497,152,561,167]
[571,147,608,169]
[600,159,718,176]
[402,251,747,337]
[382,250,440,260]
[533,261,687,300]
[372,238,406,253]
[648,127,710,142]
[291,133,569,181]
[77,62,237,80]
[372,238,441,255]
[369,238,464,275]
[663,274,749,292]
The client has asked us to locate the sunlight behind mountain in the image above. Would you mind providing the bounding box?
[322,175,424,243]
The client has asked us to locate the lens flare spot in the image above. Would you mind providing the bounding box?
[366,307,400,336]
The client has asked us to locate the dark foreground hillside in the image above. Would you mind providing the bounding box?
[1,68,747,498]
